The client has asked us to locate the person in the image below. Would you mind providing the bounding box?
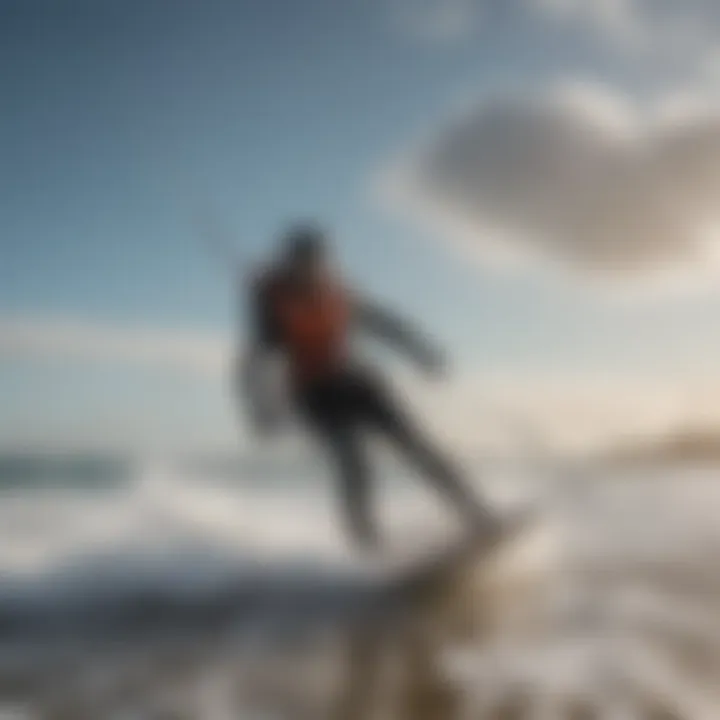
[240,223,496,551]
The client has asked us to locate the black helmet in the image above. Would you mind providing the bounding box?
[281,222,328,264]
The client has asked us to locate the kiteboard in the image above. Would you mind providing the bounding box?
[378,504,541,607]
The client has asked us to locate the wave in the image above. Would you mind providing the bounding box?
[0,459,434,666]
[0,543,378,646]
[4,464,720,718]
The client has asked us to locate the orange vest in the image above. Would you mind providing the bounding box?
[270,278,350,384]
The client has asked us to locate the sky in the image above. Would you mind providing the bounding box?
[4,0,720,454]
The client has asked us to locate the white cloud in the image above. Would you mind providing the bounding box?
[399,368,720,457]
[533,0,720,77]
[0,317,231,375]
[4,320,720,457]
[390,0,720,70]
[382,83,720,281]
[538,0,720,52]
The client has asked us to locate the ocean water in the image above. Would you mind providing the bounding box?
[1,456,720,718]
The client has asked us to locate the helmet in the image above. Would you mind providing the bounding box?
[281,222,328,264]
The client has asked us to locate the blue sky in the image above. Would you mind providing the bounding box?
[4,0,720,452]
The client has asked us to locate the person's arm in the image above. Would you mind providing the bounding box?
[354,296,446,375]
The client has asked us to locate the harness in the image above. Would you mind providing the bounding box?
[269,276,351,384]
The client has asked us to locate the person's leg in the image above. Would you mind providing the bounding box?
[359,370,495,530]
[323,425,379,551]
[297,375,380,551]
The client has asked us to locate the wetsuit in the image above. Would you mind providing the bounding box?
[246,268,489,548]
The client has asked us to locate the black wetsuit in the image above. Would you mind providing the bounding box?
[248,275,489,548]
